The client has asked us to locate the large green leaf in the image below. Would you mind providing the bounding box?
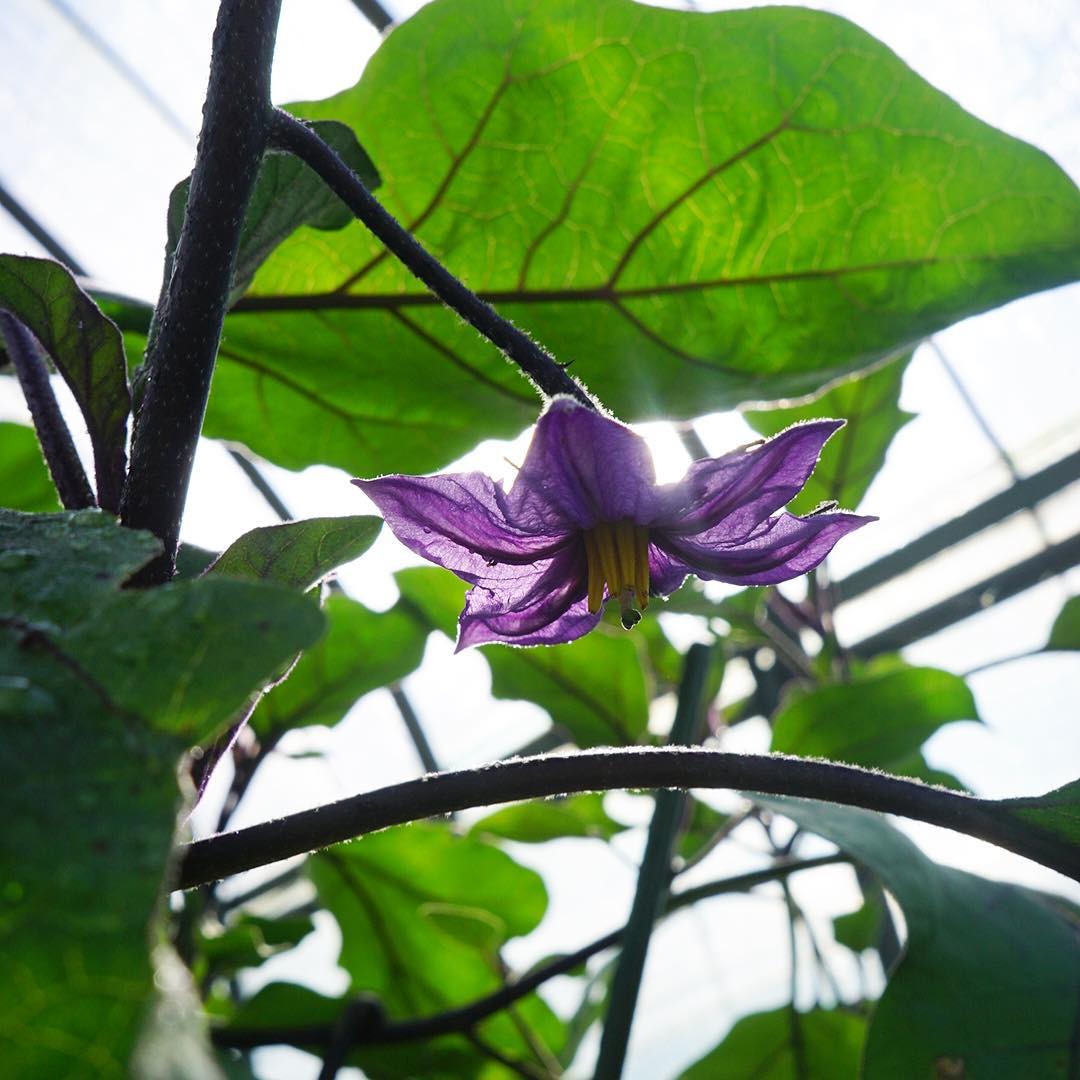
[207,514,381,590]
[394,566,650,746]
[745,353,914,513]
[251,591,427,736]
[769,664,977,785]
[759,798,1080,1078]
[203,0,1079,478]
[0,255,129,510]
[1047,595,1080,650]
[309,823,565,1070]
[678,1006,867,1079]
[165,119,380,308]
[0,421,61,512]
[0,509,324,1075]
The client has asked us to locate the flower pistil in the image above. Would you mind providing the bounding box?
[582,520,650,629]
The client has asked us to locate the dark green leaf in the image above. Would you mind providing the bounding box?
[200,913,315,971]
[0,421,61,512]
[1,507,162,625]
[470,793,627,843]
[0,255,129,509]
[678,1006,867,1079]
[166,120,380,308]
[58,577,325,739]
[744,353,915,512]
[758,797,1080,1078]
[175,542,219,579]
[1047,595,1080,650]
[770,664,978,780]
[0,635,184,1077]
[208,515,381,590]
[253,591,427,735]
[208,0,1080,478]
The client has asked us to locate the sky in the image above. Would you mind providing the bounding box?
[1,2,1078,1077]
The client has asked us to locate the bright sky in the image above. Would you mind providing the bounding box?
[2,3,1078,1077]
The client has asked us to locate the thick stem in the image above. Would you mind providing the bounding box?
[120,0,283,581]
[213,854,843,1052]
[0,311,95,509]
[268,111,597,411]
[175,747,1080,890]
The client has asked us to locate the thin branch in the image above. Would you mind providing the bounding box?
[228,445,293,520]
[0,311,95,509]
[348,0,393,33]
[0,179,88,275]
[176,747,1080,891]
[267,110,597,411]
[121,0,283,581]
[391,683,441,774]
[213,854,843,1051]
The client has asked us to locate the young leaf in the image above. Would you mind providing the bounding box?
[744,353,914,513]
[1047,595,1080,650]
[207,514,381,590]
[207,0,1080,478]
[758,797,1080,1077]
[165,119,381,308]
[0,255,130,510]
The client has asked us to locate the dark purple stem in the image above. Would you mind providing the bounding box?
[0,310,95,509]
[120,0,283,581]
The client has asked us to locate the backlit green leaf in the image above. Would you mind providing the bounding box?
[1047,595,1080,650]
[252,591,427,735]
[206,0,1079,478]
[0,422,60,512]
[770,664,978,781]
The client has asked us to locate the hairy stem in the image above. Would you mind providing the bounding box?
[121,0,283,581]
[176,747,1079,890]
[268,110,597,410]
[0,311,95,509]
[213,854,843,1051]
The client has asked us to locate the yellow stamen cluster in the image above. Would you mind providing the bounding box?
[582,521,650,629]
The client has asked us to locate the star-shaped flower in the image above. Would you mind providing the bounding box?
[354,398,873,649]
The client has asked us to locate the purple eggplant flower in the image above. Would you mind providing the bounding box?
[354,397,873,650]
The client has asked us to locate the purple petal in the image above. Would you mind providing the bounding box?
[655,511,874,586]
[354,472,567,583]
[456,546,600,649]
[507,397,660,530]
[653,420,844,537]
[648,545,691,598]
